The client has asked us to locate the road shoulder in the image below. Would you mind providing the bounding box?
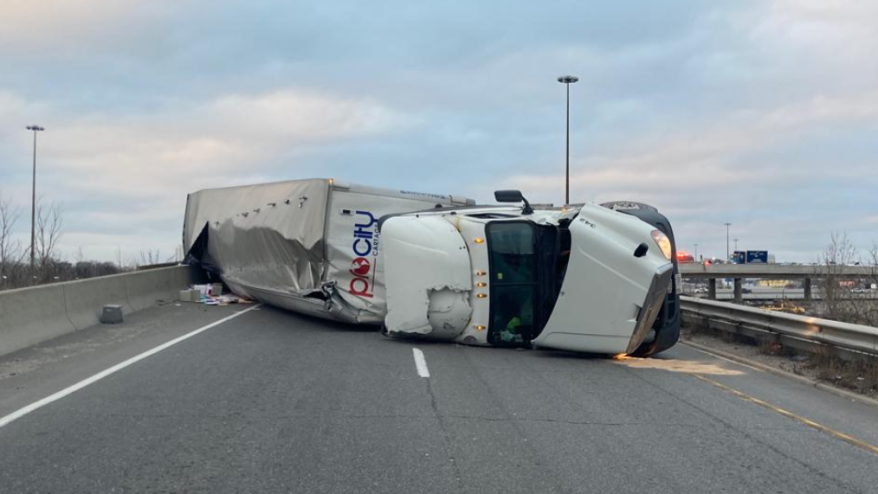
[0,303,250,419]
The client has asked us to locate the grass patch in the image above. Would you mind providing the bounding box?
[807,348,878,395]
[683,315,878,397]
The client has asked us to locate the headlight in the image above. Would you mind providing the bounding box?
[651,230,672,260]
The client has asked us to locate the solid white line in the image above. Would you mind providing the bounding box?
[0,303,262,430]
[413,348,430,378]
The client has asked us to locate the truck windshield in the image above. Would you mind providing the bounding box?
[486,221,559,345]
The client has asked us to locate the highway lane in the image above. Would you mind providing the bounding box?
[1,305,877,493]
[0,303,248,421]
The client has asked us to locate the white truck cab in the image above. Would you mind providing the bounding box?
[380,190,674,355]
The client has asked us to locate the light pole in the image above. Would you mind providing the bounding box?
[557,75,578,205]
[26,125,45,274]
[734,238,739,251]
[724,222,731,262]
[694,243,699,261]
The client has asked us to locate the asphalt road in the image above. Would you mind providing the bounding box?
[1,303,877,493]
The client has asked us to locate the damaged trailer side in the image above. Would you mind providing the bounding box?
[183,179,474,324]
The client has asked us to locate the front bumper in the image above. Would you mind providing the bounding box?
[625,263,675,355]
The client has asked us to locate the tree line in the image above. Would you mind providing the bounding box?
[819,233,878,327]
[0,191,178,291]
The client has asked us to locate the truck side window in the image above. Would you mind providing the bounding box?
[488,223,535,283]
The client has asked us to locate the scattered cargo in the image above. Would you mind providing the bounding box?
[179,284,252,306]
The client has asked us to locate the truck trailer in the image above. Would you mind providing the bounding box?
[183,179,681,356]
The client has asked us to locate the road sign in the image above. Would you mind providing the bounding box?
[746,251,768,264]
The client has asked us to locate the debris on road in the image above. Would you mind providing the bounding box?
[179,284,253,306]
[100,304,124,324]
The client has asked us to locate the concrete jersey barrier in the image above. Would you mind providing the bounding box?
[0,265,199,357]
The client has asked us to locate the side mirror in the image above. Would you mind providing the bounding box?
[494,189,533,215]
[494,190,524,203]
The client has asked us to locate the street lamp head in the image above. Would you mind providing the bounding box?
[557,75,579,84]
[26,125,45,131]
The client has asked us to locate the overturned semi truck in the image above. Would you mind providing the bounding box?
[183,179,681,356]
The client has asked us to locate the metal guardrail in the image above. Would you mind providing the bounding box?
[678,264,878,302]
[680,296,878,357]
[678,263,878,279]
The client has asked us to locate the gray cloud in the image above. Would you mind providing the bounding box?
[0,0,875,262]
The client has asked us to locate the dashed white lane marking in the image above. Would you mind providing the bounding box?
[0,304,262,430]
[413,348,430,378]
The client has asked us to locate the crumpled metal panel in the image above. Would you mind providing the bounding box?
[183,179,335,309]
[381,215,473,337]
[184,179,472,325]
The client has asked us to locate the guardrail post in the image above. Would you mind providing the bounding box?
[734,278,743,303]
[708,278,716,300]
[804,278,812,301]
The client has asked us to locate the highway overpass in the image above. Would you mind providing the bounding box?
[1,268,878,493]
[679,263,878,302]
[678,263,877,279]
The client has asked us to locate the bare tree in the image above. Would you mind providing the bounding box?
[865,241,878,323]
[819,232,856,314]
[0,192,23,287]
[168,244,184,263]
[0,197,127,289]
[136,249,162,268]
[34,200,64,281]
[115,247,125,270]
[819,233,878,326]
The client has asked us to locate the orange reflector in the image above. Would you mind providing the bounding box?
[475,325,487,331]
[476,270,487,276]
[477,293,487,298]
[477,282,487,288]
[473,238,485,244]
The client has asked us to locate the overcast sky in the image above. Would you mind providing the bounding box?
[0,0,876,263]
